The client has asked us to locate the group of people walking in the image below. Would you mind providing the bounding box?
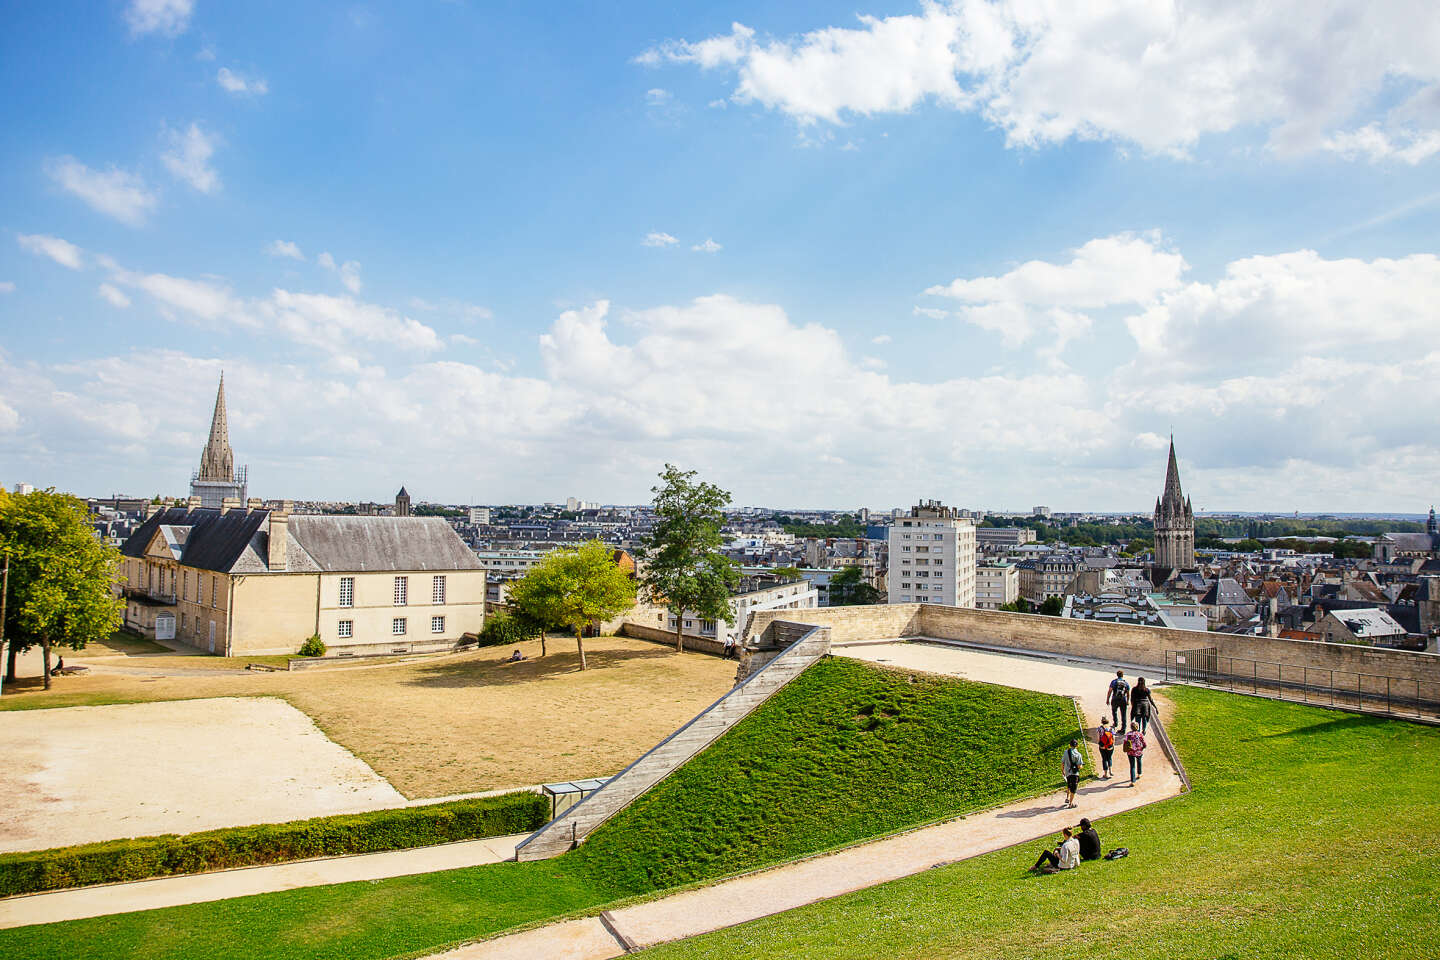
[1059,670,1155,810]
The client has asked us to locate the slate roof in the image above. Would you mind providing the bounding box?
[286,516,483,572]
[120,507,270,574]
[1328,607,1406,638]
[1382,533,1438,553]
[1200,577,1250,606]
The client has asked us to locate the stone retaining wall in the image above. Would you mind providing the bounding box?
[748,604,1440,684]
[619,621,728,658]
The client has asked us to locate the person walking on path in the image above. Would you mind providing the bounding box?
[1030,826,1081,873]
[1131,677,1155,734]
[1097,719,1116,780]
[1123,722,1147,785]
[1061,738,1084,808]
[1107,670,1130,730]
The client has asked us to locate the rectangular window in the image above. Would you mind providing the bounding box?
[431,615,445,634]
[183,570,189,597]
[338,577,354,608]
[338,620,353,638]
[392,617,407,635]
[393,576,408,606]
[432,576,446,605]
[212,576,218,608]
[198,576,203,605]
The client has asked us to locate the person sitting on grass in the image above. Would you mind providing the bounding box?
[507,649,526,663]
[1030,826,1080,874]
[1077,817,1102,861]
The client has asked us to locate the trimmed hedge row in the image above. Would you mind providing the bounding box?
[0,790,548,898]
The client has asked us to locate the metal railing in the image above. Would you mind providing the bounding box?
[1165,647,1440,723]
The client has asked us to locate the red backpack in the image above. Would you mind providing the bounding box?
[1099,729,1115,750]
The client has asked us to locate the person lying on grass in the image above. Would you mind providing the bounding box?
[1030,826,1080,874]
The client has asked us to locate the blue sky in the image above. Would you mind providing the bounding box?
[2,1,1438,511]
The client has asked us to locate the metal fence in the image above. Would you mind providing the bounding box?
[1165,647,1440,723]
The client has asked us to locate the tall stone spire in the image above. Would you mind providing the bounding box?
[1153,435,1195,572]
[197,374,236,482]
[1160,436,1185,516]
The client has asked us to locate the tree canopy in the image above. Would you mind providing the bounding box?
[828,565,884,605]
[640,464,740,653]
[0,488,125,689]
[507,540,635,670]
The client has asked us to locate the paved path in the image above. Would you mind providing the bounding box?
[0,834,529,929]
[432,640,1184,959]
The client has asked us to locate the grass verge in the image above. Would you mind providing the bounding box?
[640,686,1440,960]
[0,657,1079,958]
[0,792,548,898]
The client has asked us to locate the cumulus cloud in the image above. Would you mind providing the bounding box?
[45,156,157,226]
[266,240,304,261]
[0,282,14,294]
[317,252,363,293]
[645,88,672,105]
[640,1,1440,159]
[161,123,221,194]
[641,232,679,247]
[124,0,192,37]
[217,67,269,96]
[97,283,131,308]
[871,333,893,344]
[18,233,85,270]
[691,238,722,253]
[1323,125,1440,165]
[925,232,1186,351]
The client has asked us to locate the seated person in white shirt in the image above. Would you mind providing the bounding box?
[1030,826,1081,873]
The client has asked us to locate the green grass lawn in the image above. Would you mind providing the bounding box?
[0,657,1079,960]
[642,686,1440,960]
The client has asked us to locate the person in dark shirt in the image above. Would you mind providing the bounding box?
[1076,817,1102,861]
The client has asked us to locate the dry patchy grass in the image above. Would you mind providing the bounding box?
[0,637,734,798]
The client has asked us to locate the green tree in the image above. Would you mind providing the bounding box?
[508,540,636,670]
[640,464,740,654]
[999,598,1034,614]
[0,488,125,690]
[771,566,804,581]
[1038,595,1066,616]
[828,565,883,606]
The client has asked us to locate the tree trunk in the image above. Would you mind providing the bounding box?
[4,644,16,684]
[674,615,685,654]
[539,631,547,658]
[42,638,52,691]
[575,626,587,671]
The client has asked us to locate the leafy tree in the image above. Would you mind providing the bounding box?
[999,598,1034,614]
[1233,538,1264,553]
[478,608,545,648]
[640,464,740,654]
[829,565,884,606]
[1038,595,1066,616]
[508,540,636,670]
[771,566,804,581]
[0,488,125,689]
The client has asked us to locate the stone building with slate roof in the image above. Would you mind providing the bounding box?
[118,506,485,656]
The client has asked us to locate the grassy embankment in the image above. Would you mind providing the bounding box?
[0,657,1079,960]
[645,685,1440,960]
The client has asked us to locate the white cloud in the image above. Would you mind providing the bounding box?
[871,333,893,344]
[317,252,363,293]
[263,290,441,353]
[266,240,304,261]
[1323,125,1440,165]
[642,232,679,247]
[107,265,254,326]
[691,238,722,253]
[97,283,131,308]
[0,282,14,294]
[409,297,494,321]
[161,123,221,194]
[18,233,85,270]
[645,88,672,105]
[124,0,192,37]
[642,2,1440,159]
[926,232,1186,351]
[450,333,480,346]
[911,306,947,320]
[45,156,158,226]
[217,67,269,96]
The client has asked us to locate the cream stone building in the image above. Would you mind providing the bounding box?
[887,500,977,606]
[119,506,487,656]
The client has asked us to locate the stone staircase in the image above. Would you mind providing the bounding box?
[513,620,831,861]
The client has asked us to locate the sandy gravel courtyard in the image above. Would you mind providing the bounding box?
[0,697,406,853]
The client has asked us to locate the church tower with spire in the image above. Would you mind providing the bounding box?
[190,374,248,508]
[1153,437,1195,574]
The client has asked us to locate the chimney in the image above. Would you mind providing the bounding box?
[247,497,263,510]
[145,501,163,520]
[187,495,202,510]
[220,497,240,515]
[268,511,289,571]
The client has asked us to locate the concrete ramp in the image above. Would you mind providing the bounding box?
[514,621,831,861]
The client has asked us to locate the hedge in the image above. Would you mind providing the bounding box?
[0,790,548,897]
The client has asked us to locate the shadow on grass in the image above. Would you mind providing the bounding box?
[402,644,679,689]
[1252,713,1387,740]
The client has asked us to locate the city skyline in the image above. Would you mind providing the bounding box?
[3,2,1438,510]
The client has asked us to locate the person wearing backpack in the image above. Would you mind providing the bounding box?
[1097,719,1116,780]
[1123,722,1147,785]
[1061,738,1084,809]
[1107,670,1131,729]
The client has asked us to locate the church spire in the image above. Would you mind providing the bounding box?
[1160,435,1185,516]
[197,373,235,482]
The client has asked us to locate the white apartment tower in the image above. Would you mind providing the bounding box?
[888,500,977,606]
